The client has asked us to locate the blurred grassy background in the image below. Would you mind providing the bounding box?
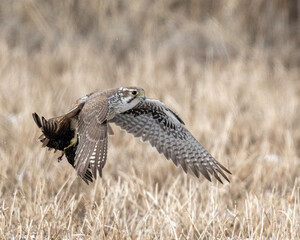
[0,0,299,239]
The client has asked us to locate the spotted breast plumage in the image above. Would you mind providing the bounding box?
[32,87,231,184]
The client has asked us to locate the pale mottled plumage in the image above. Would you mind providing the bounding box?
[33,87,231,184]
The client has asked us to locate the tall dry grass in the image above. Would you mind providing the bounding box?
[0,0,299,239]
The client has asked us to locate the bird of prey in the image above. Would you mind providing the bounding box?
[32,87,231,184]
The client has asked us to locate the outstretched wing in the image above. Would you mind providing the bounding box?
[110,99,231,183]
[74,93,109,179]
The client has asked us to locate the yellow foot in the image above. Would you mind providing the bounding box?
[64,129,78,151]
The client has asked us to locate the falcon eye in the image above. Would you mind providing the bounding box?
[131,90,138,95]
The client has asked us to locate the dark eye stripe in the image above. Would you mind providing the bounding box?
[127,94,137,103]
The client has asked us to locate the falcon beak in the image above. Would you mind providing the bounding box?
[139,92,146,100]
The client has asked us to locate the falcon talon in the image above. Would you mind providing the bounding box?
[63,129,78,151]
[32,87,231,184]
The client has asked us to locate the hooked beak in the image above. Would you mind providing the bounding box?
[139,92,146,100]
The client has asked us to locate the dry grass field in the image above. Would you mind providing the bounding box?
[0,0,299,239]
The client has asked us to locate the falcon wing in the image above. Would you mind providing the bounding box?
[74,93,109,179]
[110,99,231,183]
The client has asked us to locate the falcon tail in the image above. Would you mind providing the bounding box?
[32,112,93,184]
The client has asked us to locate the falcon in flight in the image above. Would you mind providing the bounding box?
[32,87,231,184]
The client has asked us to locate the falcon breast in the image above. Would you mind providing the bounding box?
[32,86,231,184]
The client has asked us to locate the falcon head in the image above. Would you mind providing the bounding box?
[108,87,146,113]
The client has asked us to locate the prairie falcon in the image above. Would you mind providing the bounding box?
[32,87,231,184]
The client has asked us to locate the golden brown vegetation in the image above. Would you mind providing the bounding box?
[0,0,299,239]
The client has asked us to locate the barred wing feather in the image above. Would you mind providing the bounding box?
[110,99,231,183]
[75,93,109,179]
